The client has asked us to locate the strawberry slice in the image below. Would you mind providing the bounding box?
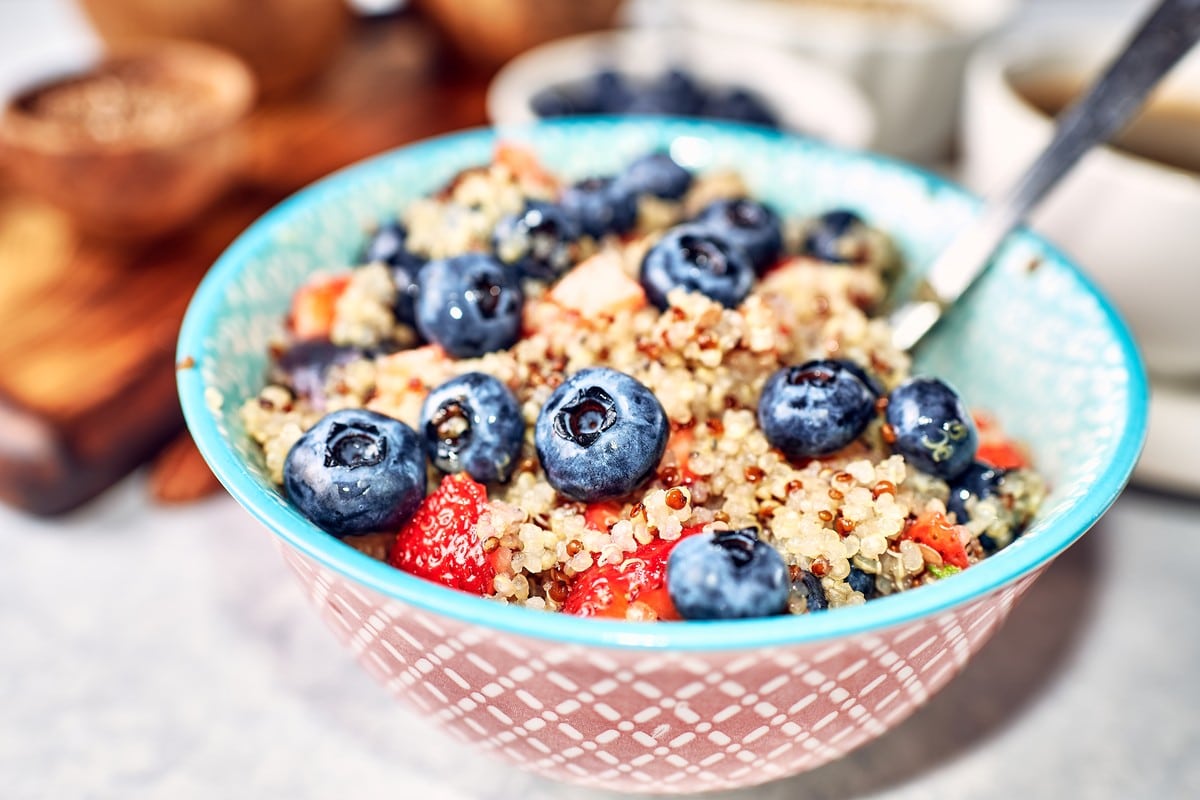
[903,511,970,570]
[976,440,1029,470]
[563,525,705,620]
[389,473,495,596]
[971,410,1030,469]
[289,273,351,340]
[665,426,698,484]
[584,500,625,533]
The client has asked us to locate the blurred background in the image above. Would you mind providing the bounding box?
[1,0,1197,797]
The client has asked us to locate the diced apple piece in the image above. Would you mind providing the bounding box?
[494,142,559,193]
[548,250,647,318]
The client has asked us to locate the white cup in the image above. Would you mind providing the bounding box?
[961,30,1200,378]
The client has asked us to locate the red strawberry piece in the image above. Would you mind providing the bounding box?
[903,511,970,570]
[563,525,706,620]
[389,473,495,595]
[971,410,1030,469]
[584,500,625,533]
[976,439,1029,470]
[665,426,698,485]
[289,272,351,341]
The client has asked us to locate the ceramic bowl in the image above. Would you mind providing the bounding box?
[177,118,1146,794]
[486,28,877,150]
[668,0,1015,162]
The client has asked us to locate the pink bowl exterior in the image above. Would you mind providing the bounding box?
[277,537,1043,793]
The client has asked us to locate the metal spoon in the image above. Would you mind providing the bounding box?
[888,0,1200,352]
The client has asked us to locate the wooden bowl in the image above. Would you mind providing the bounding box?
[0,41,255,241]
[76,0,350,97]
[414,0,623,69]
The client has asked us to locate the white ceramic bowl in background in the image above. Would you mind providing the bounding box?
[668,0,1015,163]
[960,30,1200,379]
[486,27,877,150]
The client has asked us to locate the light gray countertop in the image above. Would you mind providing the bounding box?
[3,478,1198,799]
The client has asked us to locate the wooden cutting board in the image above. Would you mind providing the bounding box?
[0,15,490,514]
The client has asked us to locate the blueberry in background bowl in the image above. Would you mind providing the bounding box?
[531,67,779,128]
[178,119,1146,793]
[487,28,878,149]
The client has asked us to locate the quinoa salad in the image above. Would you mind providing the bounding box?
[240,144,1046,622]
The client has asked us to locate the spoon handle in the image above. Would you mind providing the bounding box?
[889,0,1200,352]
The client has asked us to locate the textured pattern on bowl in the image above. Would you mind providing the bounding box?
[285,543,1040,791]
[177,118,1146,793]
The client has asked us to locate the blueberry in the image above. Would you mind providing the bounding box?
[492,200,580,282]
[534,367,668,502]
[414,253,523,359]
[283,409,426,538]
[758,359,880,459]
[360,221,426,326]
[363,221,410,266]
[624,91,674,116]
[654,69,706,115]
[421,372,525,484]
[626,69,705,117]
[530,87,578,117]
[391,259,425,330]
[694,198,783,271]
[947,461,1006,524]
[560,176,638,239]
[667,528,791,620]
[702,88,780,128]
[838,359,885,397]
[794,570,828,612]
[577,70,634,114]
[616,152,693,201]
[272,341,368,406]
[885,377,978,480]
[802,209,869,264]
[640,225,755,309]
[846,567,877,599]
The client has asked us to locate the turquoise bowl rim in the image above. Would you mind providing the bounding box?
[177,117,1147,652]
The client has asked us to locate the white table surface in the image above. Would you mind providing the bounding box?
[3,0,1198,798]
